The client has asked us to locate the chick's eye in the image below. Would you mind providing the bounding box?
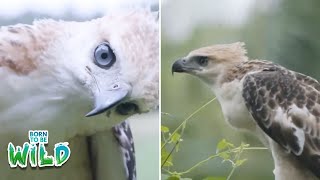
[94,42,116,68]
[198,57,208,66]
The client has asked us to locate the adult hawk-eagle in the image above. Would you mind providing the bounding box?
[172,42,320,180]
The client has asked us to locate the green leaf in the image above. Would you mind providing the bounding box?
[216,139,228,152]
[161,148,173,167]
[167,175,180,180]
[163,161,173,167]
[218,152,230,160]
[235,159,247,166]
[171,133,181,143]
[161,125,170,133]
[216,139,234,153]
[175,142,181,152]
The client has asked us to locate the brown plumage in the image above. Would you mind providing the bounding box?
[0,22,62,75]
[242,62,320,178]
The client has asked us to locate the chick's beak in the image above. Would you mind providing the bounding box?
[85,85,130,117]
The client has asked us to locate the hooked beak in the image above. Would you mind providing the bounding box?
[85,87,129,117]
[172,59,197,75]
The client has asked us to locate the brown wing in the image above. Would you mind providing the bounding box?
[242,65,320,178]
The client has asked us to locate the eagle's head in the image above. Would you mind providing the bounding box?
[79,11,159,117]
[60,10,159,118]
[171,42,247,84]
[0,10,158,130]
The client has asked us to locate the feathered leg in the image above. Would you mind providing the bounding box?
[87,120,136,180]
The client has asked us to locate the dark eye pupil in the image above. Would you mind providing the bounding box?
[101,53,108,59]
[199,58,208,66]
[94,42,116,69]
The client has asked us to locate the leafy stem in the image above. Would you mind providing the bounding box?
[161,97,268,180]
[161,97,217,150]
[164,144,267,178]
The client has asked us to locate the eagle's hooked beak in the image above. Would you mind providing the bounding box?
[172,58,196,75]
[172,59,185,75]
[85,85,130,117]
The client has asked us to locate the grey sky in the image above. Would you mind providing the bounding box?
[0,0,158,19]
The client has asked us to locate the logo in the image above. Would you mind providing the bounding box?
[7,130,71,168]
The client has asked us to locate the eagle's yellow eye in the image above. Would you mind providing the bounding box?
[94,42,116,68]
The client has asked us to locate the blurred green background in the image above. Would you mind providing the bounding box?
[161,0,320,179]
